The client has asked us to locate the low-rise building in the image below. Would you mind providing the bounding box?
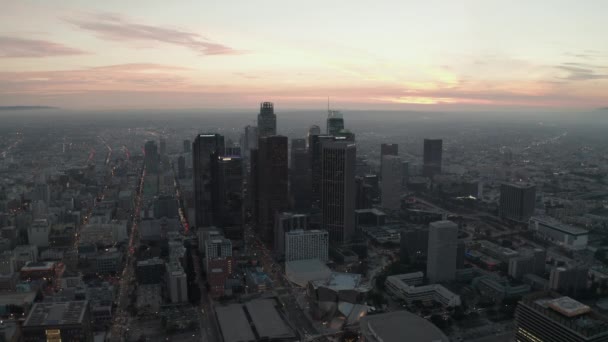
[529,216,589,250]
[22,301,92,342]
[385,273,461,307]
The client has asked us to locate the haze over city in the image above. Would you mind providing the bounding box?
[2,2,608,342]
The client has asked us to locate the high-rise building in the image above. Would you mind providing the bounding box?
[321,140,356,243]
[144,140,160,174]
[166,262,188,303]
[290,138,311,211]
[274,212,308,254]
[193,133,225,229]
[257,102,277,138]
[256,136,289,244]
[326,110,345,135]
[307,125,321,149]
[285,229,329,262]
[381,143,399,157]
[153,195,178,219]
[426,220,458,283]
[381,155,403,210]
[183,139,191,153]
[249,148,259,224]
[400,227,429,263]
[310,135,335,209]
[380,143,399,179]
[423,139,442,177]
[205,237,232,271]
[28,219,49,248]
[549,267,588,296]
[355,176,373,209]
[500,182,536,222]
[241,125,258,160]
[177,155,186,179]
[211,155,243,240]
[515,292,608,342]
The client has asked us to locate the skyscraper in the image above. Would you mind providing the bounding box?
[256,136,289,245]
[423,139,442,177]
[321,140,356,243]
[381,143,399,157]
[274,212,308,255]
[241,125,258,160]
[290,138,311,211]
[326,110,344,135]
[310,134,335,209]
[426,220,458,283]
[144,140,160,174]
[500,182,536,222]
[381,155,403,210]
[193,133,225,229]
[183,139,191,153]
[211,155,243,240]
[285,229,329,262]
[307,125,321,149]
[257,102,277,138]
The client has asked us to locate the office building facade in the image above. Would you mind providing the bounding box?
[427,220,458,283]
[285,229,329,262]
[423,139,442,177]
[321,140,356,243]
[256,136,289,245]
[257,102,276,138]
[193,133,225,228]
[500,182,536,222]
[381,155,403,210]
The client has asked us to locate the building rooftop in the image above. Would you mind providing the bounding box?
[244,299,295,340]
[531,216,589,236]
[215,304,255,342]
[360,311,449,342]
[23,301,88,327]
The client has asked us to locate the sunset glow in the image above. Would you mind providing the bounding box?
[1,0,607,110]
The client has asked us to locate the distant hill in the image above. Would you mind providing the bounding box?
[0,106,58,110]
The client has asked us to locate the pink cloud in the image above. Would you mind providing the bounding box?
[0,36,87,58]
[65,13,241,56]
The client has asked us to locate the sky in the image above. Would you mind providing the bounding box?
[0,0,607,111]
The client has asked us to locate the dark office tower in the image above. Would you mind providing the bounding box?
[193,133,225,229]
[307,125,321,149]
[500,182,536,222]
[160,138,167,156]
[241,125,258,160]
[257,102,277,138]
[310,135,335,209]
[326,110,345,135]
[355,176,373,210]
[321,140,356,244]
[177,155,186,179]
[380,143,398,180]
[423,139,442,177]
[211,155,243,240]
[183,139,191,153]
[249,149,259,224]
[290,138,311,211]
[256,136,288,245]
[144,140,160,174]
[381,143,399,157]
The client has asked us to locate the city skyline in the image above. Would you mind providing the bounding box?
[1,0,607,110]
